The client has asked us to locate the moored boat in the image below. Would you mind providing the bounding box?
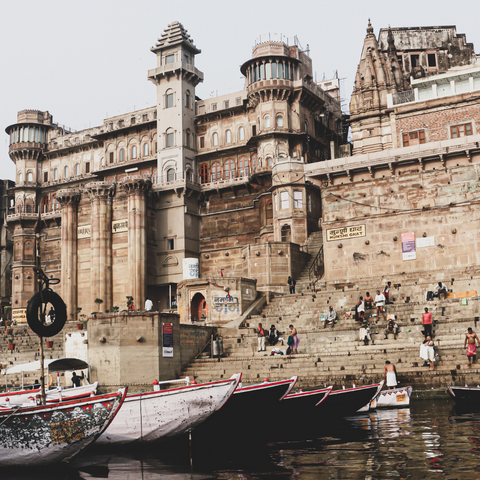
[0,388,127,467]
[376,386,413,408]
[279,385,333,413]
[357,382,384,412]
[97,373,241,445]
[447,385,480,407]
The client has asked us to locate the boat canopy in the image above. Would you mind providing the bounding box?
[6,358,89,375]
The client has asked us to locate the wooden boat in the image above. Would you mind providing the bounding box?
[280,385,333,413]
[0,388,127,467]
[447,385,480,406]
[318,382,384,417]
[97,374,241,445]
[357,381,384,412]
[2,358,97,406]
[376,386,413,408]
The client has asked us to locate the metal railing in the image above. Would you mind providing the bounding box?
[309,244,324,281]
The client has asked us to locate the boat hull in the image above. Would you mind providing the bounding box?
[447,385,480,407]
[0,388,126,467]
[376,386,413,408]
[97,374,240,445]
[280,386,333,414]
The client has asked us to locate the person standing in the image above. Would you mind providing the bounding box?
[145,297,153,312]
[383,282,392,304]
[384,361,398,390]
[374,290,387,323]
[289,325,299,354]
[356,296,365,322]
[324,306,337,328]
[287,276,296,294]
[256,323,267,352]
[364,292,374,309]
[419,339,429,367]
[464,327,480,367]
[71,371,84,388]
[425,336,435,371]
[422,307,433,338]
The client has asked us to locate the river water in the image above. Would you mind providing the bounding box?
[5,397,480,479]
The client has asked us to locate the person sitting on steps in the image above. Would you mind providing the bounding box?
[324,306,336,328]
[434,282,448,300]
[384,319,398,340]
[364,292,374,309]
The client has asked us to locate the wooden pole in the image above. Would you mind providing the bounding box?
[39,335,46,405]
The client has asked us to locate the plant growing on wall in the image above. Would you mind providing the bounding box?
[111,306,119,313]
[94,298,104,310]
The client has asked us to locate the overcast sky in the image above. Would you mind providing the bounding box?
[1,0,480,180]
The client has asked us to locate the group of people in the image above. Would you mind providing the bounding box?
[256,323,299,355]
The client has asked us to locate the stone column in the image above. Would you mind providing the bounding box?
[57,188,81,317]
[85,182,115,313]
[122,176,151,311]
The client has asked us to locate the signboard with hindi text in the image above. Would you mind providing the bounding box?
[326,225,366,242]
[112,219,128,234]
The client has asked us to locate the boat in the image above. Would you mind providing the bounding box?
[357,382,384,412]
[318,382,384,417]
[97,373,241,445]
[0,388,127,467]
[1,358,98,406]
[376,386,413,408]
[279,385,333,413]
[446,385,480,407]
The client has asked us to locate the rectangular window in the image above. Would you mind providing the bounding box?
[109,152,114,164]
[165,54,175,64]
[428,53,437,68]
[252,125,257,136]
[167,238,175,250]
[200,136,205,148]
[410,54,420,68]
[397,54,403,67]
[402,130,426,146]
[224,100,229,109]
[293,191,303,208]
[184,54,189,64]
[280,191,289,210]
[166,93,174,108]
[85,162,90,174]
[167,132,174,147]
[43,171,48,182]
[154,110,157,119]
[131,117,136,125]
[143,114,148,122]
[236,97,242,106]
[118,120,124,128]
[185,92,190,108]
[274,194,277,211]
[272,62,277,79]
[211,103,217,112]
[450,123,473,139]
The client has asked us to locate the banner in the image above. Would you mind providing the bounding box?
[401,232,416,261]
[162,322,174,357]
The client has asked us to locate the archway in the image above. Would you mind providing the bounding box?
[191,292,207,322]
[281,224,291,243]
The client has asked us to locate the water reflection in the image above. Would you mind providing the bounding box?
[5,399,480,479]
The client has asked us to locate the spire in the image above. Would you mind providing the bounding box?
[151,21,200,54]
[367,18,374,36]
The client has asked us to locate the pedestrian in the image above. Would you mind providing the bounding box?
[374,289,387,323]
[384,318,398,339]
[145,297,153,312]
[289,325,299,354]
[359,320,374,345]
[287,276,296,294]
[383,281,392,304]
[71,371,84,388]
[384,361,398,390]
[256,323,267,352]
[364,292,374,309]
[464,327,480,367]
[422,307,433,338]
[356,296,365,322]
[425,336,435,371]
[268,324,280,346]
[324,306,336,328]
[419,339,429,367]
[434,281,448,300]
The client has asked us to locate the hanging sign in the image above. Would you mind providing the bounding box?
[162,322,174,357]
[401,232,416,261]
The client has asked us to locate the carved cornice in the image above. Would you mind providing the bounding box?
[56,188,81,206]
[121,175,152,196]
[84,181,116,201]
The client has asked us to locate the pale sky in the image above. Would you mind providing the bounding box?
[1,0,480,180]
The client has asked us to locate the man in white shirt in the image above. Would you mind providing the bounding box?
[145,297,153,312]
[323,306,337,328]
[434,282,448,300]
[374,290,386,323]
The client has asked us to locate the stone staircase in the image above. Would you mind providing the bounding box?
[182,271,480,390]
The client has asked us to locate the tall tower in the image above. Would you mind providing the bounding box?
[148,22,203,181]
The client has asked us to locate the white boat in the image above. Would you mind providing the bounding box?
[376,386,413,408]
[97,373,241,445]
[357,381,384,412]
[0,388,127,467]
[2,358,97,406]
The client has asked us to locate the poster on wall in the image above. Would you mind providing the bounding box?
[162,322,174,357]
[401,232,416,261]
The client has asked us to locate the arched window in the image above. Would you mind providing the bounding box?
[304,120,308,133]
[167,168,175,182]
[225,130,232,144]
[211,162,221,181]
[53,168,58,181]
[42,195,49,213]
[224,159,235,179]
[131,145,137,159]
[18,173,23,183]
[153,169,157,183]
[166,129,174,147]
[212,132,218,146]
[199,163,208,184]
[238,156,249,176]
[119,148,125,162]
[166,89,174,108]
[251,153,258,172]
[27,172,33,182]
[75,164,80,176]
[143,143,149,156]
[264,115,271,129]
[186,168,193,181]
[276,115,284,128]
[185,90,190,108]
[239,126,245,141]
[186,129,191,148]
[64,166,69,178]
[26,204,32,213]
[266,157,273,167]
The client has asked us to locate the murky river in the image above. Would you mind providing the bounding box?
[4,397,480,479]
